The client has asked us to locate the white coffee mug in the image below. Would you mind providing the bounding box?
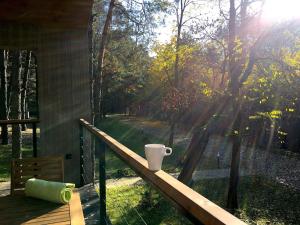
[145,144,172,171]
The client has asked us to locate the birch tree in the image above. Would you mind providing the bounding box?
[0,50,8,145]
[10,51,22,159]
[20,51,32,131]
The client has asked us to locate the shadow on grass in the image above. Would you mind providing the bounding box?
[98,116,299,225]
[193,176,300,225]
[0,145,33,181]
[98,117,185,178]
[107,185,192,225]
[105,177,299,225]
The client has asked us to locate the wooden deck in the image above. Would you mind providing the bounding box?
[0,191,84,225]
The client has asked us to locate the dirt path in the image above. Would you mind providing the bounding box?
[103,168,254,188]
[118,116,192,148]
[0,181,10,196]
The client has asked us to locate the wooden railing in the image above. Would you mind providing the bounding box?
[0,119,39,157]
[79,118,247,225]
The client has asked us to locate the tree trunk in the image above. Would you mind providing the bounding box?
[167,2,184,147]
[226,0,258,211]
[93,0,115,128]
[7,51,12,117]
[226,116,241,211]
[10,51,22,159]
[177,95,230,183]
[264,120,276,173]
[226,0,242,212]
[21,51,31,131]
[178,128,210,185]
[0,49,8,145]
[226,97,242,212]
[168,121,175,147]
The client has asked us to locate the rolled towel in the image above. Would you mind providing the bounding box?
[25,178,75,204]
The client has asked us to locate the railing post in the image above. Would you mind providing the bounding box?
[32,123,37,157]
[79,124,84,186]
[97,139,106,225]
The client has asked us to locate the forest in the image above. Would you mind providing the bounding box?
[0,0,299,224]
[0,50,38,156]
[91,0,300,156]
[89,0,300,216]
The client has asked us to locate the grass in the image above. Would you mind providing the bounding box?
[193,176,300,225]
[99,116,299,225]
[98,116,187,177]
[1,117,298,224]
[106,185,192,225]
[0,144,33,182]
[98,116,233,177]
[104,176,300,225]
[0,126,40,181]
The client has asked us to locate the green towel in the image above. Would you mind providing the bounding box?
[25,178,75,204]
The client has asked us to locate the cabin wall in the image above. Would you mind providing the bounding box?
[38,29,91,185]
[0,23,91,185]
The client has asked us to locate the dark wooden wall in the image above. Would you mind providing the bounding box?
[0,23,91,185]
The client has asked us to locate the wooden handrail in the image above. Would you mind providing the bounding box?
[0,119,40,125]
[79,119,247,225]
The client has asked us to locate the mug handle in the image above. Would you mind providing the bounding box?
[165,147,172,156]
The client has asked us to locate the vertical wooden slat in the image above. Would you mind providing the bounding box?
[32,122,37,157]
[61,155,65,182]
[11,156,64,195]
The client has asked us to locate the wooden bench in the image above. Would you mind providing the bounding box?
[0,156,85,225]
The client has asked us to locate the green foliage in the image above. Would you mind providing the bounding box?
[151,37,197,81]
[148,36,218,118]
[102,29,152,114]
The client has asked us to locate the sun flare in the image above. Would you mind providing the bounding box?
[263,0,300,22]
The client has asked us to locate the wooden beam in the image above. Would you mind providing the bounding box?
[69,191,85,225]
[0,0,93,29]
[79,119,247,225]
[0,119,39,125]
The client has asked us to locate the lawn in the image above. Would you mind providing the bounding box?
[106,185,192,225]
[104,176,300,225]
[97,116,235,178]
[0,127,39,181]
[99,116,300,225]
[193,177,300,225]
[0,144,33,182]
[1,117,299,225]
[97,116,187,178]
